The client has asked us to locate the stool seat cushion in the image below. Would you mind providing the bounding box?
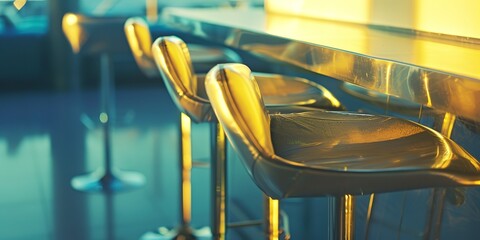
[252,110,480,198]
[271,111,478,173]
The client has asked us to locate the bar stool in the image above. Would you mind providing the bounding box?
[204,63,480,240]
[124,17,242,78]
[62,13,145,192]
[124,18,247,239]
[148,36,344,240]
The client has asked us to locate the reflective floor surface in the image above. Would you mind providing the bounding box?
[1,83,480,240]
[0,85,266,240]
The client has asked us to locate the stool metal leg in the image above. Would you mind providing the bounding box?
[364,194,375,240]
[71,53,145,192]
[141,113,210,239]
[330,195,355,240]
[180,113,193,231]
[264,196,280,240]
[211,122,227,240]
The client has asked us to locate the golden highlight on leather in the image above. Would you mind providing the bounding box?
[163,37,198,97]
[205,63,480,200]
[221,64,274,155]
[62,13,84,53]
[152,37,208,123]
[124,18,158,78]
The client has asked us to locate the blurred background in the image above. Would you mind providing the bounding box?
[1,0,480,240]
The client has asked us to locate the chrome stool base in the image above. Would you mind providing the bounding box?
[140,226,211,240]
[71,168,145,192]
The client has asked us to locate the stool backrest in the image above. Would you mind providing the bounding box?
[206,64,275,167]
[153,36,206,119]
[124,17,157,78]
[62,13,128,55]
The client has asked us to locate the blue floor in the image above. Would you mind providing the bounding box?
[1,84,480,240]
[0,86,207,240]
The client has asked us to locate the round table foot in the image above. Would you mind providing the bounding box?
[140,226,212,240]
[71,168,145,192]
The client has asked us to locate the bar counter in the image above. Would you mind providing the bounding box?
[163,7,480,121]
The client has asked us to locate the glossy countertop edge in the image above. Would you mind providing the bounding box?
[162,7,480,121]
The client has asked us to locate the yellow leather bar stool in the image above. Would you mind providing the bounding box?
[62,13,145,192]
[149,36,344,240]
[124,17,242,79]
[204,63,480,240]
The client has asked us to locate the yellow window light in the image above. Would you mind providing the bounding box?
[13,0,27,10]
